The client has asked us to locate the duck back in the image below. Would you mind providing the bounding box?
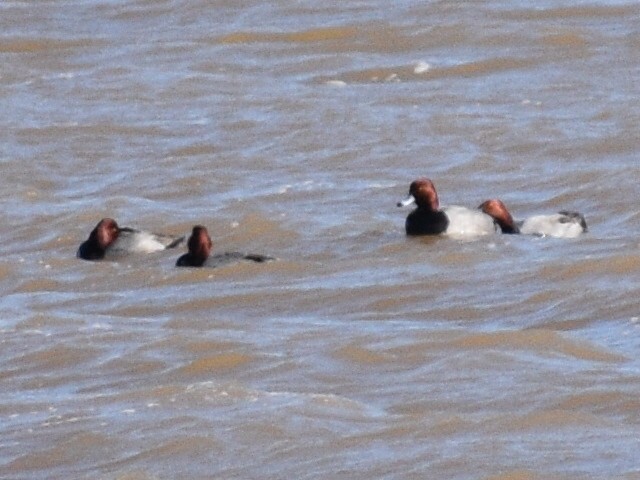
[441,206,497,237]
[520,212,587,238]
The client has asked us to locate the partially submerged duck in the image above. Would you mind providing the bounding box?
[479,199,587,238]
[176,225,275,268]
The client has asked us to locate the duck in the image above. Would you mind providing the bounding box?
[176,225,276,268]
[77,218,185,260]
[397,178,497,237]
[479,199,587,238]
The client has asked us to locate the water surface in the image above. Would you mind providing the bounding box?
[1,1,640,479]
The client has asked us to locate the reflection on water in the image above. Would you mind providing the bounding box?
[1,0,640,478]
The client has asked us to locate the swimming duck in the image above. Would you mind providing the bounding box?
[176,225,275,267]
[77,218,185,260]
[398,178,497,237]
[479,199,587,238]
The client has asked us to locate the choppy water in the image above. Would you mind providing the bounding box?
[1,1,640,479]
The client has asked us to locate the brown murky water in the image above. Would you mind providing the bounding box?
[1,1,640,479]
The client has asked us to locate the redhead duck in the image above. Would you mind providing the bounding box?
[479,199,587,238]
[77,218,185,260]
[397,178,496,236]
[176,225,275,267]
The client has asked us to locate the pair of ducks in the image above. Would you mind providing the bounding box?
[77,177,587,264]
[398,178,587,238]
[77,220,274,267]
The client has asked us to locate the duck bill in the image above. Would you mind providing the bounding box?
[397,194,416,208]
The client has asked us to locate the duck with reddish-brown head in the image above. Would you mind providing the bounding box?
[77,218,184,260]
[176,225,275,268]
[398,178,496,237]
[479,199,587,238]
